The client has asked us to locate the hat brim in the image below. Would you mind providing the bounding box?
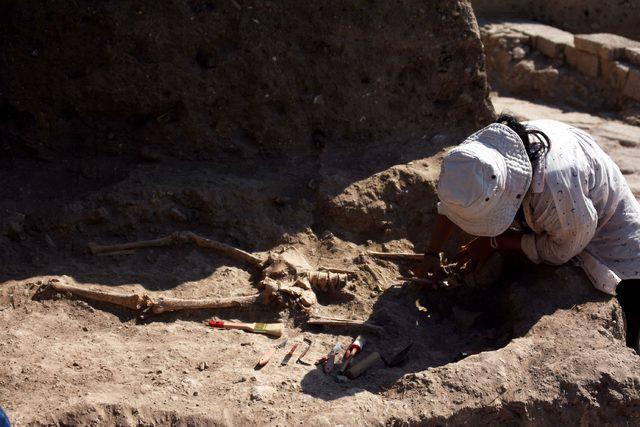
[438,124,532,237]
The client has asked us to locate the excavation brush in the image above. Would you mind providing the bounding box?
[208,319,284,337]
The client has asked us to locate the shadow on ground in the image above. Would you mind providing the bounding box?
[299,263,610,401]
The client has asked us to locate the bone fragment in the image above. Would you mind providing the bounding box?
[318,266,357,275]
[88,231,264,267]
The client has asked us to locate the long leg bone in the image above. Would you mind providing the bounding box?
[150,293,267,314]
[49,280,148,310]
[151,280,279,313]
[88,231,264,268]
[46,278,280,314]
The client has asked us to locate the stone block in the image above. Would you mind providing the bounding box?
[601,60,630,89]
[574,33,640,60]
[565,45,579,68]
[623,66,640,101]
[574,50,600,77]
[537,33,574,58]
[625,47,640,66]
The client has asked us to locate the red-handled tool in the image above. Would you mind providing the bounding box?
[280,343,299,366]
[257,338,288,367]
[339,335,365,373]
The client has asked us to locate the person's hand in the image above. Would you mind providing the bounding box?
[412,253,445,280]
[450,237,492,273]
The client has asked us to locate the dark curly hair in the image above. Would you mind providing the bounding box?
[496,114,550,231]
[495,113,551,162]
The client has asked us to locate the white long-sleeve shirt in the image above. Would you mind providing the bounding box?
[520,119,640,295]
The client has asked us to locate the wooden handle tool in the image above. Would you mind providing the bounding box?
[208,319,283,337]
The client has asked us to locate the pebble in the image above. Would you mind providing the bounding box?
[620,140,638,148]
[250,388,263,401]
[197,362,209,371]
[511,46,526,60]
[250,385,275,402]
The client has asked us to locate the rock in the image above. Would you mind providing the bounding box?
[511,46,526,60]
[250,385,275,402]
[197,362,209,371]
[74,300,95,312]
[619,140,638,148]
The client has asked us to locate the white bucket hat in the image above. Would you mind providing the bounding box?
[437,123,532,237]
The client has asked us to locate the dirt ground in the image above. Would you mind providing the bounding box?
[3,93,640,425]
[3,2,640,425]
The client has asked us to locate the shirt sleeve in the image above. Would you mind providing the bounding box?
[520,179,598,265]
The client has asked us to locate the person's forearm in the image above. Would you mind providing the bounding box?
[426,214,456,253]
[495,230,524,252]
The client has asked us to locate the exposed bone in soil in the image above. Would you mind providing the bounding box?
[2,1,640,425]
